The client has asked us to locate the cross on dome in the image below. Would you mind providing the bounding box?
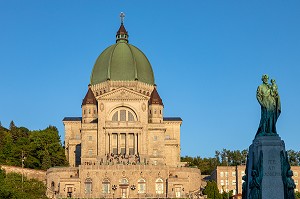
[116,12,128,43]
[120,12,125,24]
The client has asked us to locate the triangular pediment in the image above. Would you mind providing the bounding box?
[98,87,150,101]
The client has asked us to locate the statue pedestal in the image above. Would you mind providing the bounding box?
[245,136,286,199]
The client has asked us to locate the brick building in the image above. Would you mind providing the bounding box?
[211,165,300,197]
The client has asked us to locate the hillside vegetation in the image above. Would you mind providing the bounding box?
[0,121,68,170]
[0,168,47,199]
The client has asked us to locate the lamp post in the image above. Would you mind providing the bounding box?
[21,150,26,191]
[112,185,117,199]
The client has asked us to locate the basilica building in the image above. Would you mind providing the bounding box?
[46,16,201,199]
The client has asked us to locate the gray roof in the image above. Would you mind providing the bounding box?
[63,117,82,121]
[163,117,182,121]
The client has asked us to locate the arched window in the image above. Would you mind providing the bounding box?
[128,112,134,121]
[155,178,164,194]
[85,178,92,194]
[120,110,126,121]
[112,112,118,121]
[138,179,146,194]
[110,108,137,122]
[102,179,110,194]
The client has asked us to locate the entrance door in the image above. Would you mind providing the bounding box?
[175,187,181,198]
[119,178,129,198]
[121,187,128,198]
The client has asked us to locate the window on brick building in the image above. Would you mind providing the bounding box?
[220,180,224,186]
[220,172,224,177]
[232,180,236,185]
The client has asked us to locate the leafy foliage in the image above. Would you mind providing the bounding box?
[202,181,222,199]
[0,168,47,199]
[0,122,68,170]
[181,149,248,175]
[182,149,300,175]
[287,150,300,166]
[215,149,248,166]
[181,156,219,175]
[295,191,300,199]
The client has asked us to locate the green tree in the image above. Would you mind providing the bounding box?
[287,150,300,166]
[28,125,68,170]
[295,191,300,199]
[9,120,16,130]
[0,124,67,170]
[181,156,219,175]
[0,168,47,199]
[203,181,222,199]
[215,149,248,166]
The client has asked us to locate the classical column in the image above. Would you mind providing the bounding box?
[105,133,109,155]
[118,133,121,155]
[126,133,129,155]
[138,133,141,154]
[109,133,111,154]
[134,133,138,154]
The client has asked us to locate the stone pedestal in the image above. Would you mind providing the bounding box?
[245,136,286,199]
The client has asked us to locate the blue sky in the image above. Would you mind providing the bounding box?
[1,1,300,157]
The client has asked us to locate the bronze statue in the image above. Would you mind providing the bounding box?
[256,74,281,137]
[249,170,261,199]
[286,170,296,199]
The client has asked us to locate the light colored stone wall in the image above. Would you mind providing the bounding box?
[147,123,166,165]
[164,121,181,166]
[63,121,81,167]
[82,104,97,123]
[47,165,201,198]
[1,165,46,182]
[149,104,163,123]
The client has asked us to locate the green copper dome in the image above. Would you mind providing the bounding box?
[90,23,155,85]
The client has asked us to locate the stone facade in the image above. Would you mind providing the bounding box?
[46,20,202,198]
[47,165,201,199]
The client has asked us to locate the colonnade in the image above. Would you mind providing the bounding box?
[105,133,140,155]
